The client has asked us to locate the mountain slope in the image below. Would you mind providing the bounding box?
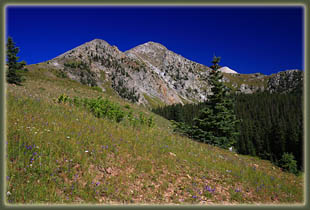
[46,39,212,106]
[6,66,304,204]
[125,41,212,103]
[40,39,303,107]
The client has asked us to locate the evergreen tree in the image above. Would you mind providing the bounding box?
[152,90,303,171]
[192,56,239,149]
[6,37,26,85]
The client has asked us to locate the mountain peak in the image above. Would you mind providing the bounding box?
[129,41,167,52]
[144,41,166,48]
[219,66,238,74]
[86,38,110,46]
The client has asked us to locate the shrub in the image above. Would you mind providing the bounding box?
[147,116,155,128]
[57,94,70,103]
[83,97,125,122]
[56,94,155,127]
[279,153,298,174]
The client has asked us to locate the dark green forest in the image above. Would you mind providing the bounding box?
[152,92,303,172]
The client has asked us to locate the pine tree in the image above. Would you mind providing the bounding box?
[192,56,239,149]
[6,37,26,85]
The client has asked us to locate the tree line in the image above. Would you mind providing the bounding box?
[153,91,303,172]
[152,57,303,173]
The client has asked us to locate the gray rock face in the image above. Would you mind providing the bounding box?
[267,70,303,93]
[236,84,265,94]
[49,39,213,105]
[239,84,253,94]
[125,41,213,103]
[46,39,303,106]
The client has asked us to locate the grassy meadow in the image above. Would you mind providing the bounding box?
[5,64,304,205]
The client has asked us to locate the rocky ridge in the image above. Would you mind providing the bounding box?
[45,38,303,106]
[48,39,212,105]
[267,69,303,94]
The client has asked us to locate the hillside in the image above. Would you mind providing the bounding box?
[5,65,303,205]
[36,38,303,108]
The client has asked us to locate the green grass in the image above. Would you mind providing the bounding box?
[143,93,166,109]
[5,66,304,205]
[223,73,270,92]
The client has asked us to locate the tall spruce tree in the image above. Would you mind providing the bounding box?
[192,56,239,149]
[6,37,26,85]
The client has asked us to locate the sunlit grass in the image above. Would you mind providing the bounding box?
[5,66,303,205]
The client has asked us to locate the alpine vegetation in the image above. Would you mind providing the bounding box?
[173,56,239,149]
[6,38,303,205]
[6,37,27,85]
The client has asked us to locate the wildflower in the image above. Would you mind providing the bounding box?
[7,191,11,196]
[235,188,241,192]
[6,176,9,180]
[85,150,88,153]
[66,136,70,139]
[205,185,215,193]
[205,185,211,191]
[192,195,197,199]
[226,170,232,173]
[96,182,100,186]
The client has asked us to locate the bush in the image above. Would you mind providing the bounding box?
[83,97,125,122]
[56,94,155,127]
[57,94,70,103]
[147,116,155,128]
[279,153,298,174]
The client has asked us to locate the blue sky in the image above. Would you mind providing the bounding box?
[6,6,304,75]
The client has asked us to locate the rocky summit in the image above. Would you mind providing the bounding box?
[44,38,303,106]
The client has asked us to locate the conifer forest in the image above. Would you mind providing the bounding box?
[152,91,303,173]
